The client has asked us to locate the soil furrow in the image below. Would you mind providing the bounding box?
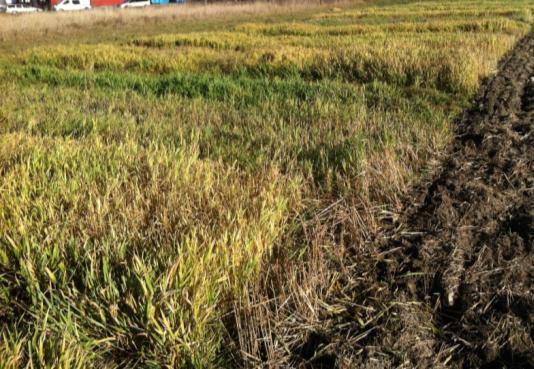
[374,31,534,369]
[307,32,534,369]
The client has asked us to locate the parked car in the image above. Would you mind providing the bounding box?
[54,0,90,11]
[120,0,149,8]
[50,0,122,10]
[4,3,42,12]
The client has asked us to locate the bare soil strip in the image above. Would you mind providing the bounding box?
[303,32,534,368]
[371,31,534,369]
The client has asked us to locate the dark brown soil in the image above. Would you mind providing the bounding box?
[300,33,534,368]
[378,30,534,369]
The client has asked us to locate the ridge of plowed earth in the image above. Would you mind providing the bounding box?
[378,31,534,369]
[301,32,534,369]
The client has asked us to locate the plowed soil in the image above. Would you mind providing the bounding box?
[305,32,533,369]
[377,31,534,369]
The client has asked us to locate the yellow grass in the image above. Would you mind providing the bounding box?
[0,0,356,45]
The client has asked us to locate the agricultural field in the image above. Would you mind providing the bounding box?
[0,0,532,368]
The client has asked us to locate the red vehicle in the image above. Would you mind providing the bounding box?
[49,0,121,10]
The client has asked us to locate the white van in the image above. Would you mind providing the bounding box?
[54,0,90,11]
[120,0,149,8]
